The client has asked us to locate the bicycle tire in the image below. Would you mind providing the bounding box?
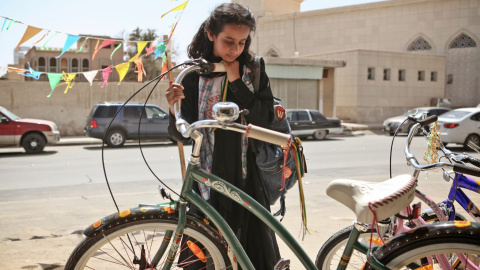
[315,225,378,270]
[315,212,467,270]
[366,221,480,270]
[65,217,232,270]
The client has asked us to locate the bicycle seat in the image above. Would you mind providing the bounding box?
[326,174,416,224]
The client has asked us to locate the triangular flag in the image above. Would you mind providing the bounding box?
[115,62,130,85]
[8,67,26,73]
[145,43,156,56]
[129,42,148,62]
[101,66,113,88]
[46,73,64,98]
[41,31,58,50]
[92,39,117,60]
[160,61,168,81]
[154,41,166,60]
[134,58,146,82]
[161,0,188,18]
[17,62,42,80]
[82,70,98,86]
[57,72,76,93]
[56,34,81,58]
[16,25,43,50]
[110,42,122,60]
[33,30,50,44]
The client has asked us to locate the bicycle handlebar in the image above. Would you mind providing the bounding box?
[404,115,480,177]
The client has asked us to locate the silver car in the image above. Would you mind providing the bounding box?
[437,107,480,149]
[383,107,450,135]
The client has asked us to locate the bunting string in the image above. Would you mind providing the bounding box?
[0,0,190,97]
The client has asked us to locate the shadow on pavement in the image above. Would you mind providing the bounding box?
[0,150,58,157]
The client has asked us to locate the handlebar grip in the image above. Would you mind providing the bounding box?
[453,163,480,178]
[247,124,292,147]
[211,63,225,73]
[466,156,480,169]
[417,115,438,127]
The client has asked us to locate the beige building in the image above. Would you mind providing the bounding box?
[237,0,480,123]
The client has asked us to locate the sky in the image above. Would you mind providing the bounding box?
[0,0,387,72]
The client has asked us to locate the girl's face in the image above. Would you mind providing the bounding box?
[207,23,250,63]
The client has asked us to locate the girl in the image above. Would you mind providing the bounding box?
[166,3,281,269]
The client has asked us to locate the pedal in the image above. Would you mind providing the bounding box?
[274,258,290,270]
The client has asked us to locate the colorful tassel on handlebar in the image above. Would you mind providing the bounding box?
[291,138,309,239]
[424,121,441,165]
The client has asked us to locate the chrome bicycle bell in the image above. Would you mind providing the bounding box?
[212,102,239,123]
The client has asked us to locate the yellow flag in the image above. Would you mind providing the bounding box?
[161,0,188,18]
[115,62,130,85]
[129,42,148,62]
[16,25,43,50]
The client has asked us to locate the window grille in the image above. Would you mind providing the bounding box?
[449,33,477,49]
[407,37,432,51]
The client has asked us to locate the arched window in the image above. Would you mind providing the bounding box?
[407,37,432,51]
[60,58,68,73]
[82,59,89,72]
[49,58,57,72]
[72,59,79,73]
[449,33,477,49]
[38,57,46,72]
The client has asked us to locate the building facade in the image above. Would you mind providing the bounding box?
[237,0,480,123]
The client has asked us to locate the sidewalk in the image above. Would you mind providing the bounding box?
[56,122,383,146]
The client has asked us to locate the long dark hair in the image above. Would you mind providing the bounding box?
[188,3,256,69]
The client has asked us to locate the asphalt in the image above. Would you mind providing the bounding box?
[55,122,384,146]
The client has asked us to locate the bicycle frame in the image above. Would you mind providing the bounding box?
[158,159,316,269]
[444,173,480,221]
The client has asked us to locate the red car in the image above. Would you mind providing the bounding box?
[0,106,60,154]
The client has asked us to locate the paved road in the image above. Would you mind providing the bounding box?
[0,133,479,269]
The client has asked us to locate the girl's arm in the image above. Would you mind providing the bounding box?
[228,58,274,128]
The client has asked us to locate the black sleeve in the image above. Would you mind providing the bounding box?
[229,57,274,128]
[168,71,199,143]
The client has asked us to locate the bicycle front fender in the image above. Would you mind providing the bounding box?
[82,205,222,241]
[373,221,480,258]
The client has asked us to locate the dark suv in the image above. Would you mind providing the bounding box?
[84,102,171,147]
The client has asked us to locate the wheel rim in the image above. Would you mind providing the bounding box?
[322,232,379,270]
[110,133,124,146]
[74,222,228,270]
[314,130,327,140]
[469,135,480,146]
[29,140,38,148]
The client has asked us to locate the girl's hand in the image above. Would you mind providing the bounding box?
[221,60,240,82]
[166,81,185,114]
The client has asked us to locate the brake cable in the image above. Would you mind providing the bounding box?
[101,62,185,212]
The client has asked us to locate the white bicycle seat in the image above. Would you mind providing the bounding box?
[326,174,416,224]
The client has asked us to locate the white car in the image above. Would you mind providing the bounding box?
[437,107,480,149]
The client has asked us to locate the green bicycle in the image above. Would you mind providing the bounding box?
[65,60,480,270]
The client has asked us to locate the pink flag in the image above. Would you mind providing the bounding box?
[92,40,117,60]
[100,66,113,88]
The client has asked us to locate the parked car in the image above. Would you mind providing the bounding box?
[286,109,344,140]
[437,107,480,150]
[84,102,172,147]
[383,107,450,135]
[0,106,60,153]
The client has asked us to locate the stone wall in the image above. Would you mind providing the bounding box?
[0,81,170,136]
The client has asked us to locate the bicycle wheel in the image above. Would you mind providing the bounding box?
[315,225,380,270]
[367,221,480,270]
[65,216,232,270]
